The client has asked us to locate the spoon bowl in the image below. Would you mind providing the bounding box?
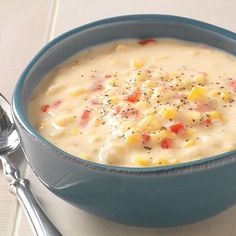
[0,95,19,154]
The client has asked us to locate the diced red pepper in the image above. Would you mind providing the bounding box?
[169,122,185,134]
[161,138,173,149]
[138,38,156,45]
[81,109,91,120]
[194,103,210,112]
[201,117,212,126]
[41,104,50,112]
[230,79,236,91]
[125,88,141,103]
[79,109,91,125]
[142,133,151,143]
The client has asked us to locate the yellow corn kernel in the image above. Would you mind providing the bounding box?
[183,138,196,148]
[138,115,161,132]
[194,74,207,84]
[153,158,169,166]
[46,84,64,95]
[159,106,177,119]
[115,44,129,52]
[143,80,157,88]
[185,111,201,123]
[69,127,78,136]
[188,86,206,101]
[221,91,231,101]
[130,58,144,68]
[55,114,75,126]
[66,87,87,96]
[135,156,151,166]
[207,111,223,121]
[109,95,120,105]
[125,133,140,144]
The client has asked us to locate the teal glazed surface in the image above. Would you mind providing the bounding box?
[12,15,236,227]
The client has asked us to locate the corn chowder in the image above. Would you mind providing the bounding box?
[28,38,236,167]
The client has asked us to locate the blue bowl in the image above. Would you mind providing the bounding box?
[12,15,236,227]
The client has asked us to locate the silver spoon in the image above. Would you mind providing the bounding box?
[0,94,62,236]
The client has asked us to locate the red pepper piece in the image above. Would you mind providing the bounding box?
[161,138,173,149]
[201,118,212,126]
[81,109,91,120]
[138,38,156,45]
[142,133,151,143]
[79,109,91,126]
[169,122,185,134]
[41,104,50,112]
[126,88,141,103]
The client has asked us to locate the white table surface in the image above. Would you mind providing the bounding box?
[1,1,236,235]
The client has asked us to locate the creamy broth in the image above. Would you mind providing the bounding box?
[28,38,236,167]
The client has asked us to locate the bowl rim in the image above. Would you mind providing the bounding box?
[12,14,236,175]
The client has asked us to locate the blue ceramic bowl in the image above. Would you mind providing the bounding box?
[12,15,236,227]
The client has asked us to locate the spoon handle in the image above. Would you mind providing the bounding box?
[1,154,62,236]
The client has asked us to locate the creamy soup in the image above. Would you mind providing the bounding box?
[28,38,236,167]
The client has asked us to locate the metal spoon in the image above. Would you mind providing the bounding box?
[0,94,62,236]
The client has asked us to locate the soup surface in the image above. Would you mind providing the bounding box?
[28,38,236,167]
